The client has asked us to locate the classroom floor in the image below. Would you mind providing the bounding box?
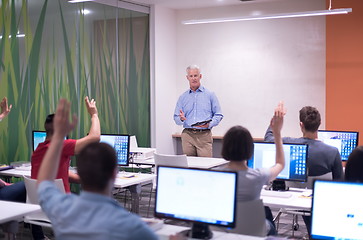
[0,183,309,240]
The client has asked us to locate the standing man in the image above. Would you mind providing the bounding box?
[174,65,223,157]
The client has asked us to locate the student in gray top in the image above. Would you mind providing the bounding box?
[264,105,343,180]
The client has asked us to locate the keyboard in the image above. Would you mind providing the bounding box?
[261,190,292,198]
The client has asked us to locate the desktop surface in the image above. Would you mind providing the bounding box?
[317,130,358,161]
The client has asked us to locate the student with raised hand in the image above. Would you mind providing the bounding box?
[0,96,25,202]
[345,146,363,182]
[221,102,285,235]
[264,104,343,180]
[37,99,158,240]
[31,96,101,193]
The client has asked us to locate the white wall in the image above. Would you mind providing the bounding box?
[152,0,326,154]
[174,0,326,139]
[152,5,178,154]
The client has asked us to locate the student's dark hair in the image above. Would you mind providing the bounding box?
[345,146,363,183]
[222,125,254,161]
[44,114,55,136]
[299,106,321,132]
[76,142,117,191]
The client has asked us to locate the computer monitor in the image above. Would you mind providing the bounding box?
[100,134,130,166]
[32,131,47,151]
[248,142,308,182]
[311,180,363,240]
[317,130,359,161]
[155,166,237,239]
[32,130,67,151]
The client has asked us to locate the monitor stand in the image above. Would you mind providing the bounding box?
[180,223,213,239]
[272,180,289,191]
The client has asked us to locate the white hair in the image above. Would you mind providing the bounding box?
[186,65,201,74]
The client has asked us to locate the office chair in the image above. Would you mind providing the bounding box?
[23,176,65,228]
[228,200,267,237]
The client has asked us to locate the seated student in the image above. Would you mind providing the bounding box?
[265,104,344,236]
[221,102,285,236]
[31,96,100,193]
[0,97,45,239]
[36,99,158,240]
[345,146,363,182]
[0,97,25,201]
[264,105,343,180]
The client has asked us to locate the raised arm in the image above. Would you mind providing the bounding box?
[37,99,78,184]
[269,102,286,181]
[74,96,101,154]
[0,97,12,121]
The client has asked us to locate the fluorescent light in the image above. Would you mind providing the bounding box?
[68,0,94,3]
[81,9,91,15]
[0,33,25,39]
[182,8,352,25]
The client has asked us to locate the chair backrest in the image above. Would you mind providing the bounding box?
[229,199,267,237]
[24,176,65,204]
[130,135,138,149]
[153,153,188,168]
[287,172,333,189]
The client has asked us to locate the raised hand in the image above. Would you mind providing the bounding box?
[85,96,98,116]
[271,101,286,134]
[0,97,12,120]
[53,99,78,138]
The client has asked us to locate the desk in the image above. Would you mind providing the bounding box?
[133,156,228,169]
[0,200,41,224]
[260,188,312,210]
[0,167,155,214]
[0,200,41,236]
[156,224,265,240]
[114,173,155,213]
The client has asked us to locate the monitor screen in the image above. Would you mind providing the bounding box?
[155,166,237,237]
[318,130,359,161]
[32,131,67,151]
[100,134,130,166]
[311,180,363,240]
[248,142,308,182]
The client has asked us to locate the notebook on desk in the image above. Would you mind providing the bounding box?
[0,165,13,171]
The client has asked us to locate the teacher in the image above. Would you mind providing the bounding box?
[173,65,223,157]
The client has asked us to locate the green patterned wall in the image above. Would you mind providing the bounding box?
[0,0,150,164]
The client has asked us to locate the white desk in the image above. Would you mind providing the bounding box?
[0,200,41,224]
[156,224,266,240]
[0,167,156,214]
[133,156,228,169]
[260,188,312,210]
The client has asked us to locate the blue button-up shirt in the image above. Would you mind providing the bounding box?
[174,85,223,129]
[38,181,158,240]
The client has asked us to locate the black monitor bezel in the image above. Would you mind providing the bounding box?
[154,165,238,229]
[311,179,363,240]
[317,130,359,161]
[250,141,309,182]
[100,133,130,166]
